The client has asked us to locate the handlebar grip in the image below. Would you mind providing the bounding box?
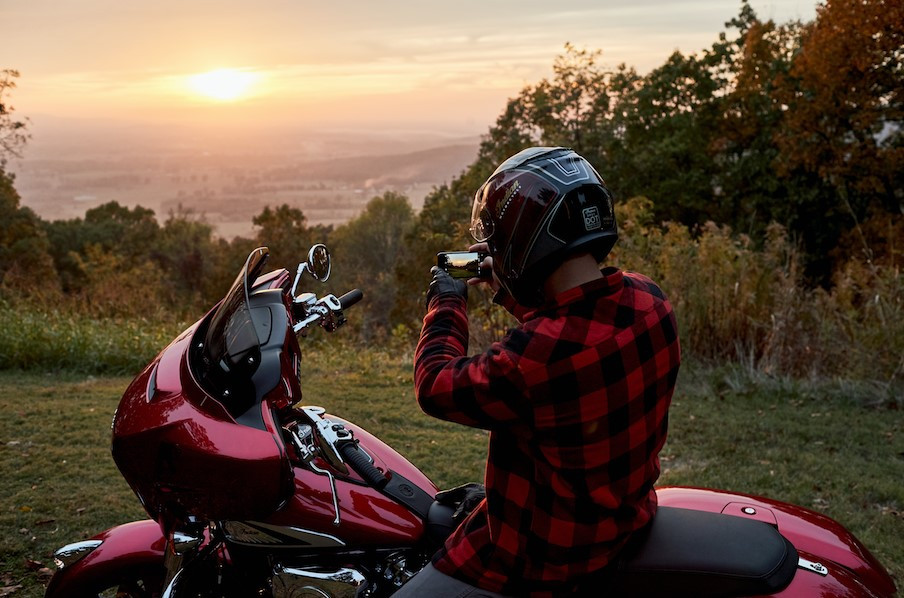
[339,442,387,489]
[338,289,364,310]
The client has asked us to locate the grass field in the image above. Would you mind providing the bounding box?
[1,348,901,596]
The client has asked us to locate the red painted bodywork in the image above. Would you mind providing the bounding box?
[658,487,897,597]
[44,520,164,597]
[264,421,437,545]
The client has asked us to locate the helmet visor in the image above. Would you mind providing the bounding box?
[469,186,494,242]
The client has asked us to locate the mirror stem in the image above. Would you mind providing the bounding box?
[291,263,307,297]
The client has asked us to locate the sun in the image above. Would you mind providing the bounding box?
[189,69,257,101]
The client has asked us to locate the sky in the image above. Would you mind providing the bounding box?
[2,0,818,136]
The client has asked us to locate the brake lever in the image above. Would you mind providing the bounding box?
[300,406,350,475]
[289,424,341,526]
[295,406,351,527]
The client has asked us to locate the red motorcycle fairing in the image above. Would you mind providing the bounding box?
[658,486,896,597]
[112,325,295,525]
[44,520,165,597]
[112,289,440,549]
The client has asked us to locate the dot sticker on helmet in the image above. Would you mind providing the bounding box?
[583,206,602,231]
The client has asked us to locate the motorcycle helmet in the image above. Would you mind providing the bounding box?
[470,147,618,306]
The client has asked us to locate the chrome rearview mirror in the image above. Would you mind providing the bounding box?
[291,244,331,298]
[307,244,331,282]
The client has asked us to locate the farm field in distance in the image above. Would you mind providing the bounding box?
[10,118,480,236]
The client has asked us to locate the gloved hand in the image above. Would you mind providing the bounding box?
[426,266,467,308]
[435,482,486,520]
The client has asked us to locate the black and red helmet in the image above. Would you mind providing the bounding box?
[471,147,617,306]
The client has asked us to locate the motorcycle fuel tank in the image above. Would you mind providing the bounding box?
[259,419,440,547]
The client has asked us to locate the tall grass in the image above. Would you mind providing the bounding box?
[0,301,186,374]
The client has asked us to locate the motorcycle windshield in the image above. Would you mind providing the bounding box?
[200,247,270,395]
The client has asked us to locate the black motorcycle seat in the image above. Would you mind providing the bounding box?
[608,506,799,597]
[424,503,797,597]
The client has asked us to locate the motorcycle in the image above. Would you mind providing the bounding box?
[45,245,896,597]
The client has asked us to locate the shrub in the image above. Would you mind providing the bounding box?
[608,197,902,385]
[0,300,184,374]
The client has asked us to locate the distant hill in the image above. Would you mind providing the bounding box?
[284,143,479,187]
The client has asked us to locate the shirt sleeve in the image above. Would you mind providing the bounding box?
[414,294,529,430]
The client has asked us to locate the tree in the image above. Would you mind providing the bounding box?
[252,204,311,272]
[777,0,904,203]
[614,50,723,224]
[330,191,414,336]
[0,69,29,168]
[154,206,222,309]
[768,0,904,277]
[0,70,56,296]
[0,170,58,295]
[709,4,811,236]
[470,42,722,226]
[84,201,160,259]
[474,44,637,186]
[44,201,162,293]
[394,176,481,330]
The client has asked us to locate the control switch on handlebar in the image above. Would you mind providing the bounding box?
[292,290,362,335]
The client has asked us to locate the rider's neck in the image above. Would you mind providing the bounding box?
[542,252,603,299]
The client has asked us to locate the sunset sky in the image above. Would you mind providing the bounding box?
[3,0,817,135]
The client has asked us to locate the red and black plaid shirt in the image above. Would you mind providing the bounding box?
[414,268,680,597]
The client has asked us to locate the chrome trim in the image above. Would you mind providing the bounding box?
[162,533,191,592]
[283,526,345,547]
[261,523,346,547]
[271,564,366,598]
[53,540,103,569]
[291,263,310,297]
[223,521,283,545]
[798,557,829,576]
[161,568,184,598]
[172,532,203,555]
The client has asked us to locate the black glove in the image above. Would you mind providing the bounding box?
[426,266,467,307]
[435,482,486,520]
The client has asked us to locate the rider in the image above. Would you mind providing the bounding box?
[400,147,681,597]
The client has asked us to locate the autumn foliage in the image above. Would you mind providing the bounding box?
[0,1,901,386]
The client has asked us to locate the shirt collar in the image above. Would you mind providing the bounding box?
[523,267,624,319]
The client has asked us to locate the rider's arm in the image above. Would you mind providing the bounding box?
[414,294,529,430]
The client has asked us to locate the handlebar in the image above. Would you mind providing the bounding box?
[339,442,388,489]
[338,289,363,310]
